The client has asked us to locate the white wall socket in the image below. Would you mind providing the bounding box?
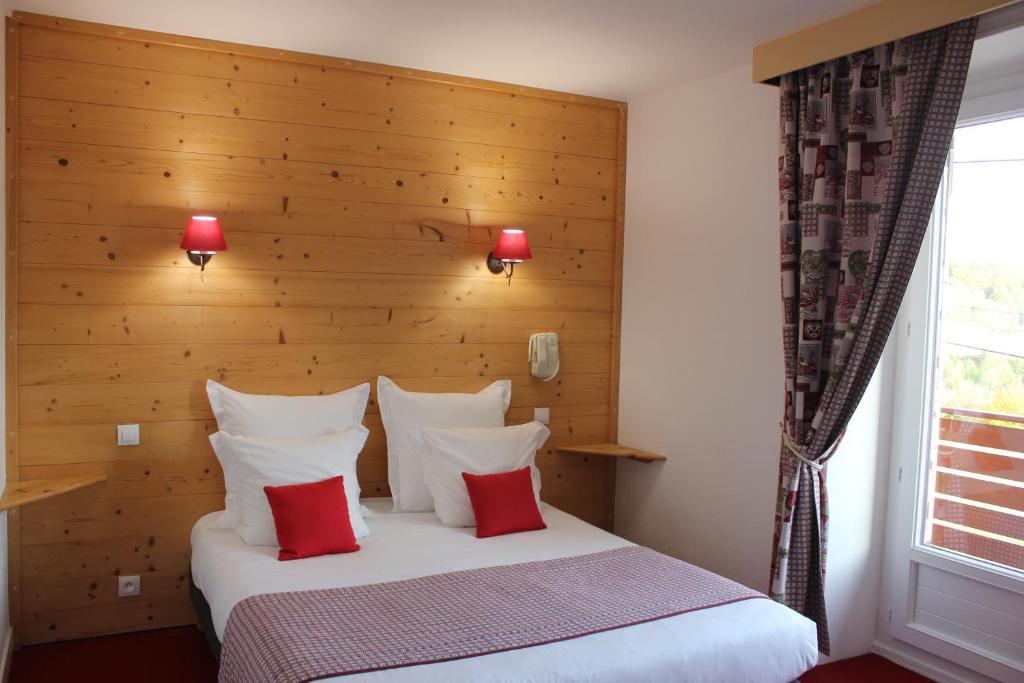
[117,574,141,597]
[534,407,550,424]
[117,423,140,446]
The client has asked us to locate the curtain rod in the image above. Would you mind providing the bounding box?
[752,0,1022,84]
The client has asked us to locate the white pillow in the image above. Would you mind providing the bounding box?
[421,421,550,527]
[208,428,370,547]
[206,380,370,527]
[206,379,370,438]
[378,376,511,512]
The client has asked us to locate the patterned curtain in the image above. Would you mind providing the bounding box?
[771,19,977,654]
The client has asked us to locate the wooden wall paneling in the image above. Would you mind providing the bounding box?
[19,57,617,159]
[18,305,613,346]
[18,265,613,310]
[18,140,614,221]
[18,343,612,385]
[17,182,617,251]
[605,103,628,531]
[19,98,618,191]
[8,11,627,645]
[18,222,615,283]
[12,15,620,137]
[5,15,23,643]
[11,13,616,111]
[15,23,620,129]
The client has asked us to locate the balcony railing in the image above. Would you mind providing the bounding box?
[928,406,1024,572]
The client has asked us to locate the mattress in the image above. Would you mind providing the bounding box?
[191,498,818,682]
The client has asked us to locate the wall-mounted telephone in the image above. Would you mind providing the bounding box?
[528,332,560,382]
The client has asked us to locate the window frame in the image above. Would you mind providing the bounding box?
[881,116,1024,682]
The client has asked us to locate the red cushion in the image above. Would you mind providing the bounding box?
[462,467,547,538]
[263,476,360,561]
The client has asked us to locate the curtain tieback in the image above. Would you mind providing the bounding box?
[779,423,831,471]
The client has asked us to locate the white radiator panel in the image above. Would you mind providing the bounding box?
[912,563,1024,671]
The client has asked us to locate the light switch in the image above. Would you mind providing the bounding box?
[117,424,140,446]
[534,407,550,424]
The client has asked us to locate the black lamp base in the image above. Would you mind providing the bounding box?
[186,251,214,270]
[486,251,505,274]
[486,252,517,285]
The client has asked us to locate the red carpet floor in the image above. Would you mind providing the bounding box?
[11,627,218,682]
[801,654,934,682]
[11,627,933,682]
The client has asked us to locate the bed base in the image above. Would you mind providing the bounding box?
[189,568,222,663]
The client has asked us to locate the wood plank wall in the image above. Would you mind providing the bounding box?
[6,13,626,645]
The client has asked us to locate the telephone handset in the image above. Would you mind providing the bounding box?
[528,332,560,382]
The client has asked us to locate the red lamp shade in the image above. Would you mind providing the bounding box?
[180,216,227,253]
[492,229,531,262]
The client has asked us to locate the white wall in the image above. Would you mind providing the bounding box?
[615,63,891,661]
[822,352,892,660]
[615,65,781,594]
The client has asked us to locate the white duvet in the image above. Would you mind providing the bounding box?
[191,498,818,682]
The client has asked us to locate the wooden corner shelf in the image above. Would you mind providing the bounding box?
[557,443,667,464]
[0,476,108,512]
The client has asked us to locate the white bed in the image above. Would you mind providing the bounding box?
[192,498,818,682]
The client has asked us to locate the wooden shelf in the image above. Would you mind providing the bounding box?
[557,443,667,464]
[0,476,107,512]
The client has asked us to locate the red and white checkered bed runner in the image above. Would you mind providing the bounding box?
[218,545,765,682]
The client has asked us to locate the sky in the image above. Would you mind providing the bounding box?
[947,116,1024,267]
[940,115,1024,361]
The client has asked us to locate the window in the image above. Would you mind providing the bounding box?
[923,116,1024,573]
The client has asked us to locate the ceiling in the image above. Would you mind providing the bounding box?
[5,0,876,100]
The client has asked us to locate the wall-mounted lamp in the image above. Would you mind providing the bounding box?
[486,229,531,284]
[180,216,227,274]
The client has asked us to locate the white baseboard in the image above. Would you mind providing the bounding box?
[0,626,11,683]
[873,639,995,683]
